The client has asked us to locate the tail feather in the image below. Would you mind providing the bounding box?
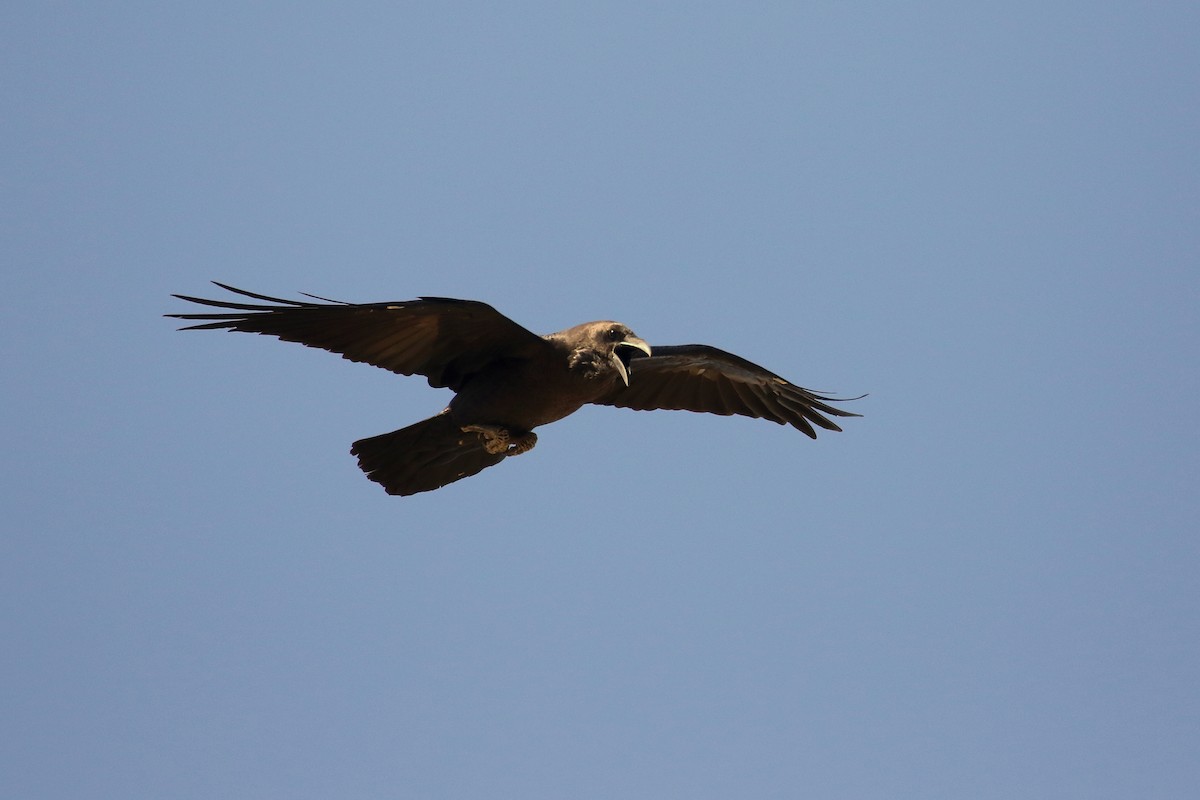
[351,413,506,496]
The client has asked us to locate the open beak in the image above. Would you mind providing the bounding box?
[612,336,652,386]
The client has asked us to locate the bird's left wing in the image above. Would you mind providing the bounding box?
[595,344,860,437]
[167,283,550,390]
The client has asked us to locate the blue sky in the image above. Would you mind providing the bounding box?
[3,3,1198,798]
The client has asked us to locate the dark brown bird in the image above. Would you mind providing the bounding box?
[169,283,860,496]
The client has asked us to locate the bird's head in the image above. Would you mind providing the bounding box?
[565,321,652,386]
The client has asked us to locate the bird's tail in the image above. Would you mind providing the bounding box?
[350,412,507,496]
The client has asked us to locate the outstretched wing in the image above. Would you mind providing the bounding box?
[596,344,861,438]
[167,282,549,390]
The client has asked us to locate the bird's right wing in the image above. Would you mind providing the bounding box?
[167,283,550,390]
[597,344,861,438]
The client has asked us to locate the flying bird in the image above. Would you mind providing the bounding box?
[168,283,860,496]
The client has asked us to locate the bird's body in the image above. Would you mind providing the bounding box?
[445,328,625,430]
[169,283,859,496]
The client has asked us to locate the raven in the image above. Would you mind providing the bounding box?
[169,283,860,496]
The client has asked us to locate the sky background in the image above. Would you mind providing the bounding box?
[3,3,1198,798]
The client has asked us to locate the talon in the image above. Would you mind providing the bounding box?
[461,424,537,456]
[461,424,510,454]
[507,431,537,455]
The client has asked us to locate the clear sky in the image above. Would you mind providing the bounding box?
[3,3,1198,798]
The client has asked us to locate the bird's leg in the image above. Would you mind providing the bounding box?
[461,424,537,456]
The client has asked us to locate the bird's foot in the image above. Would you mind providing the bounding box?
[461,425,537,456]
[507,431,537,456]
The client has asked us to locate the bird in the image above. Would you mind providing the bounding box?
[168,283,860,496]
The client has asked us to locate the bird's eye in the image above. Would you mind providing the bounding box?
[607,327,623,341]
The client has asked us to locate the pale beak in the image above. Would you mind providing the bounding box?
[612,336,652,386]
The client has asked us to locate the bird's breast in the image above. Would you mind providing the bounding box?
[448,356,617,429]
